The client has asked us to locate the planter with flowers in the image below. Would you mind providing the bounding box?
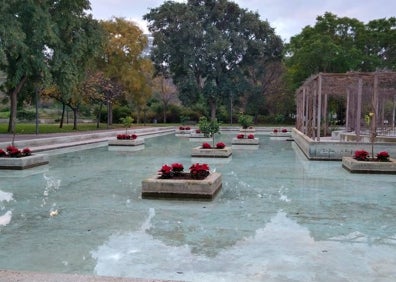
[191,141,232,158]
[232,133,259,147]
[108,133,145,151]
[270,128,291,138]
[0,145,49,170]
[142,162,222,199]
[342,150,396,174]
[175,126,192,136]
[189,129,212,142]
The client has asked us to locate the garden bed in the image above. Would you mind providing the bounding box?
[0,154,49,170]
[342,157,396,174]
[191,146,232,158]
[141,172,222,200]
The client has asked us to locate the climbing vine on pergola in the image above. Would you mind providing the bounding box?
[295,71,396,140]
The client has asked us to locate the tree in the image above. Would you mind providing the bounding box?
[285,12,396,91]
[152,74,179,123]
[144,0,283,120]
[48,1,104,129]
[0,1,56,133]
[98,18,153,124]
[0,0,104,132]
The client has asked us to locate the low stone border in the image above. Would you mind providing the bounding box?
[191,146,232,158]
[0,154,49,170]
[342,157,396,174]
[142,172,222,200]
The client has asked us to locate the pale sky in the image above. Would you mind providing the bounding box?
[89,0,395,42]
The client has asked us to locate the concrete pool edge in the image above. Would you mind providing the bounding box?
[0,269,180,282]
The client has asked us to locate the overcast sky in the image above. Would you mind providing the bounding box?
[89,0,395,42]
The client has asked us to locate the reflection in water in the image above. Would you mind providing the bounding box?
[92,209,396,281]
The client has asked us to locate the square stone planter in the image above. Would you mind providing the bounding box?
[232,137,259,150]
[142,172,222,200]
[0,154,49,170]
[342,157,396,174]
[191,146,232,158]
[108,139,145,151]
[239,127,255,133]
[232,137,259,145]
[189,134,212,142]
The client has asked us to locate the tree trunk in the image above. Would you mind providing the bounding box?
[72,107,78,130]
[108,102,113,125]
[210,99,217,121]
[7,76,27,133]
[163,103,167,123]
[97,103,103,128]
[59,103,66,128]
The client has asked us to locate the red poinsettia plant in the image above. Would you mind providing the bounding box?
[202,142,212,149]
[117,134,138,140]
[237,134,244,139]
[216,142,225,149]
[195,129,201,133]
[353,150,369,161]
[247,134,254,139]
[376,151,390,162]
[158,162,210,180]
[189,163,210,180]
[273,129,278,133]
[282,128,288,133]
[0,146,32,158]
[179,126,190,130]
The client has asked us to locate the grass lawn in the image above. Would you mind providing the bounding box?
[0,123,125,134]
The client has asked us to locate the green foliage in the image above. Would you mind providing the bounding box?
[238,114,254,129]
[285,12,396,91]
[145,0,283,119]
[198,116,220,139]
[16,110,36,121]
[120,116,134,133]
[112,105,131,124]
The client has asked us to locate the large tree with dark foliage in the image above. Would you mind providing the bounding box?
[0,0,103,132]
[285,12,396,91]
[144,0,283,120]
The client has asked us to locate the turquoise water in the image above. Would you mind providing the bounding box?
[0,134,395,281]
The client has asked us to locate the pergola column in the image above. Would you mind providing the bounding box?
[316,74,322,141]
[356,78,363,140]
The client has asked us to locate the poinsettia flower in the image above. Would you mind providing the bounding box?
[202,142,211,149]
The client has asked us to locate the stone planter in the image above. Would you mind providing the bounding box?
[175,130,192,137]
[232,137,259,149]
[191,146,232,158]
[0,154,49,170]
[232,137,259,145]
[239,127,255,133]
[270,132,291,137]
[189,134,212,142]
[142,172,222,200]
[342,157,396,174]
[108,138,145,151]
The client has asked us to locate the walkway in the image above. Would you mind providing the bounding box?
[0,127,175,152]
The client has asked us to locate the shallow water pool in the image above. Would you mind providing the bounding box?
[0,134,395,281]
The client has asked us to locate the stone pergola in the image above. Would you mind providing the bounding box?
[295,71,396,141]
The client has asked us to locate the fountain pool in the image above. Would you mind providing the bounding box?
[0,133,395,281]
